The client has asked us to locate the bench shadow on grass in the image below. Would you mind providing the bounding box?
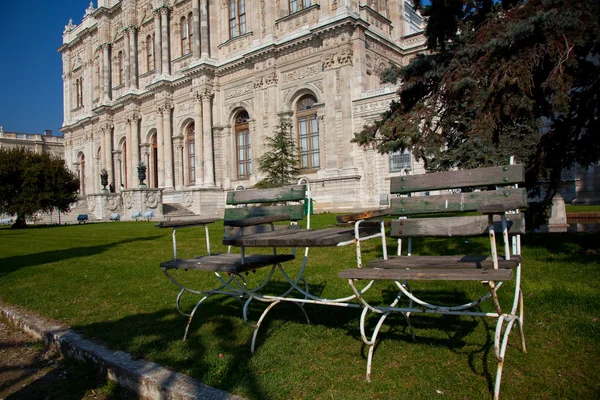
[0,235,163,275]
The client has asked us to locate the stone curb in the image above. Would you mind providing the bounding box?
[0,302,245,400]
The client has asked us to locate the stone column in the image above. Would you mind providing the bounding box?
[130,114,141,186]
[113,151,122,191]
[128,27,138,89]
[192,0,201,59]
[163,103,174,189]
[200,0,209,57]
[102,43,111,100]
[201,90,214,186]
[161,8,170,75]
[98,54,104,101]
[125,119,133,188]
[156,108,165,187]
[153,10,163,76]
[124,29,131,89]
[101,122,113,180]
[173,136,185,189]
[193,92,203,186]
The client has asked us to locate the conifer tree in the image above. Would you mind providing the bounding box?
[256,115,301,188]
[354,0,600,200]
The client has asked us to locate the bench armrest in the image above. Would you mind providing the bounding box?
[155,218,220,228]
[336,208,391,224]
[224,214,291,227]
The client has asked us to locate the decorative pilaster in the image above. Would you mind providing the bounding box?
[160,7,171,75]
[156,107,165,187]
[193,92,203,186]
[124,30,131,88]
[100,122,114,183]
[192,0,201,59]
[162,101,174,189]
[153,9,163,76]
[200,0,209,57]
[128,113,141,187]
[126,26,138,89]
[201,89,214,186]
[102,43,111,100]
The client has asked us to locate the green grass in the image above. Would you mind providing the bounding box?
[566,205,600,213]
[0,217,599,399]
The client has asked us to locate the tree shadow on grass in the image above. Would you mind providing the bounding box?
[0,235,163,275]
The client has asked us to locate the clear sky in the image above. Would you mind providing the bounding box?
[0,0,89,136]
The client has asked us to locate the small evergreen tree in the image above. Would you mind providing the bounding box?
[255,115,301,188]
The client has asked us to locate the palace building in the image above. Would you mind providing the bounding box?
[59,0,426,215]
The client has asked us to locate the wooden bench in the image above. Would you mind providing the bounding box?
[158,183,311,340]
[339,163,527,399]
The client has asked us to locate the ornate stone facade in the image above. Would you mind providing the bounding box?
[59,0,426,212]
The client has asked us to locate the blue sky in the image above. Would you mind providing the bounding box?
[0,1,87,136]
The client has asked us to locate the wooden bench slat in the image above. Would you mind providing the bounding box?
[224,227,372,247]
[226,185,306,205]
[155,218,220,228]
[366,255,521,270]
[224,205,304,222]
[160,253,295,273]
[390,214,525,238]
[390,164,525,194]
[339,267,514,281]
[224,214,291,227]
[390,188,527,215]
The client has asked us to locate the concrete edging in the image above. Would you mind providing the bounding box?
[0,302,245,400]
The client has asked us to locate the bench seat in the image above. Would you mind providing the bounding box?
[366,254,521,270]
[339,265,513,281]
[161,252,296,274]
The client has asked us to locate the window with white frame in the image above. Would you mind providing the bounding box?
[290,0,311,13]
[297,95,320,171]
[187,123,195,184]
[389,149,411,172]
[229,0,247,38]
[235,110,251,179]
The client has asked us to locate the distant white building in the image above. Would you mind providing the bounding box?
[0,127,64,158]
[59,0,426,214]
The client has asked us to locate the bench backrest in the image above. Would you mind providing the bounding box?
[223,184,308,239]
[389,164,526,238]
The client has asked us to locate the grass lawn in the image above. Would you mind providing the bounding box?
[0,215,598,399]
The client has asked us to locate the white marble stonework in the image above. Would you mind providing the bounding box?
[59,0,426,213]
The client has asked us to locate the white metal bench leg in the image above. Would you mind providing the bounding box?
[184,295,212,340]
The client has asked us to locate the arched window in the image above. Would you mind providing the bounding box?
[187,123,196,184]
[181,16,189,56]
[289,0,311,13]
[296,95,319,171]
[146,35,155,72]
[235,110,251,179]
[118,51,124,86]
[229,0,246,38]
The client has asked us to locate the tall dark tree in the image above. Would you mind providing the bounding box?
[0,147,79,228]
[256,115,301,189]
[354,0,600,202]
